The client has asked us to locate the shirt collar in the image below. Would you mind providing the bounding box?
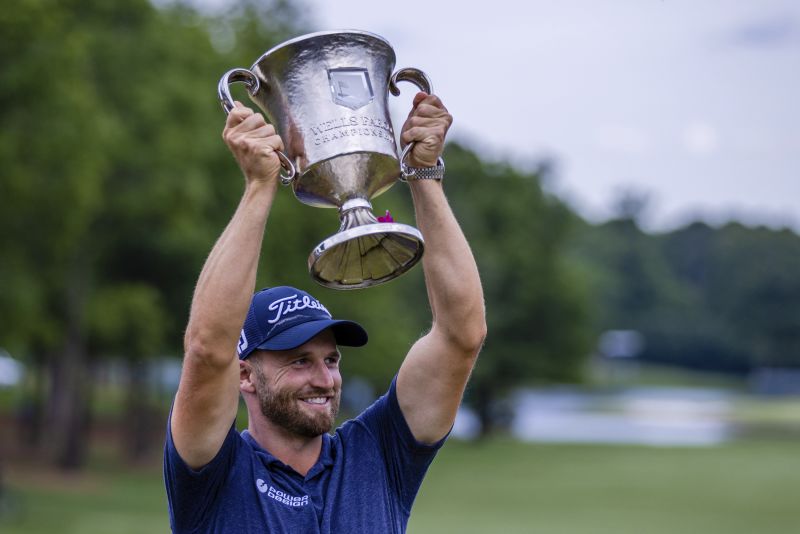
[241,430,335,480]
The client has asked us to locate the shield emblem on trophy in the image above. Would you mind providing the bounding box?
[218,31,436,290]
[329,68,374,110]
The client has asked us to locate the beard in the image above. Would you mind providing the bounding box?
[252,367,340,438]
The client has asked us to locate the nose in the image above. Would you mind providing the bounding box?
[309,359,336,390]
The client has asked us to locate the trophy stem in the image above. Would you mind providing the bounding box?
[338,198,379,230]
[308,198,425,289]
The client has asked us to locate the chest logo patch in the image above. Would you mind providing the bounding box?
[256,478,310,508]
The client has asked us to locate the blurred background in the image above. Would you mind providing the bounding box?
[1,1,798,533]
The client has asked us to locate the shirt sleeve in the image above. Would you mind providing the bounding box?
[163,409,240,532]
[354,376,450,513]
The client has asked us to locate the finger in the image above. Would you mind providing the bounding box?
[230,101,254,116]
[421,93,446,111]
[263,134,285,154]
[245,135,286,160]
[248,129,284,151]
[230,112,268,133]
[402,116,451,142]
[412,93,446,114]
[401,131,441,147]
[404,115,448,130]
[401,125,445,145]
[411,103,451,121]
[226,105,254,127]
[406,91,430,120]
[246,123,277,139]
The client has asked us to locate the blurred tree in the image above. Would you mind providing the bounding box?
[0,0,307,469]
[0,0,112,469]
[573,214,800,376]
[663,222,800,371]
[611,187,651,222]
[572,216,740,373]
[575,217,692,331]
[653,222,752,373]
[442,144,592,436]
[87,284,168,462]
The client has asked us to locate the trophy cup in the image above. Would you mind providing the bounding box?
[218,30,439,289]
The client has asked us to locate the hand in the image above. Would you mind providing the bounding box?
[400,93,453,168]
[222,101,286,186]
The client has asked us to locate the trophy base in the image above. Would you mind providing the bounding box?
[309,222,424,289]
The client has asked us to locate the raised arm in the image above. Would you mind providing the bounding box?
[170,103,284,469]
[396,93,487,444]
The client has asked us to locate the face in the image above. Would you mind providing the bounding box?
[247,329,342,438]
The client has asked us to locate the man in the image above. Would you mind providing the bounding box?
[164,91,486,533]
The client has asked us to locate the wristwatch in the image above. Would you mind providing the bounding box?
[400,157,446,182]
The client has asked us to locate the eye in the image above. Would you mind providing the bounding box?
[291,358,308,367]
[325,355,341,367]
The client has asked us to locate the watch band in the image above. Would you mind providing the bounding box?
[400,157,446,182]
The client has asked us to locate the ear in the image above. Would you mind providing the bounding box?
[240,360,257,394]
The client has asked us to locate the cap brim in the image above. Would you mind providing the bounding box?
[256,319,368,351]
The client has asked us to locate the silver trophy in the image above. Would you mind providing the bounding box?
[218,30,436,289]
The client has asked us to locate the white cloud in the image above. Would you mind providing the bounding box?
[593,124,651,154]
[683,122,720,155]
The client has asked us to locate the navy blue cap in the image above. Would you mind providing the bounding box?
[237,286,368,359]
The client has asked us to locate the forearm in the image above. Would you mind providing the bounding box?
[396,179,485,443]
[410,180,486,351]
[184,181,277,366]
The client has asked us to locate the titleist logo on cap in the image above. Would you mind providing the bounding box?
[266,294,331,324]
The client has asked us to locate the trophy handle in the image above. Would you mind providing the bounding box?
[388,67,433,96]
[217,68,297,185]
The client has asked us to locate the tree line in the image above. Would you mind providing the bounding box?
[573,215,800,374]
[2,0,798,470]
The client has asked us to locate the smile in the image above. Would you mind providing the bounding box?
[301,397,329,405]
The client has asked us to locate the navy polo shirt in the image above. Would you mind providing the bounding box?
[164,378,447,533]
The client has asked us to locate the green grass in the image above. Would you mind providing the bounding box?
[2,463,166,534]
[3,439,799,533]
[410,439,800,534]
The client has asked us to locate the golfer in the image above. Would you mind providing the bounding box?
[164,92,486,533]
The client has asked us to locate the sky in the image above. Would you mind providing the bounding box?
[215,0,800,231]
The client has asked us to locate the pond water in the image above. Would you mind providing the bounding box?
[453,386,736,446]
[510,387,734,446]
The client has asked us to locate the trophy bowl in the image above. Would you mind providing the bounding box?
[218,30,434,289]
